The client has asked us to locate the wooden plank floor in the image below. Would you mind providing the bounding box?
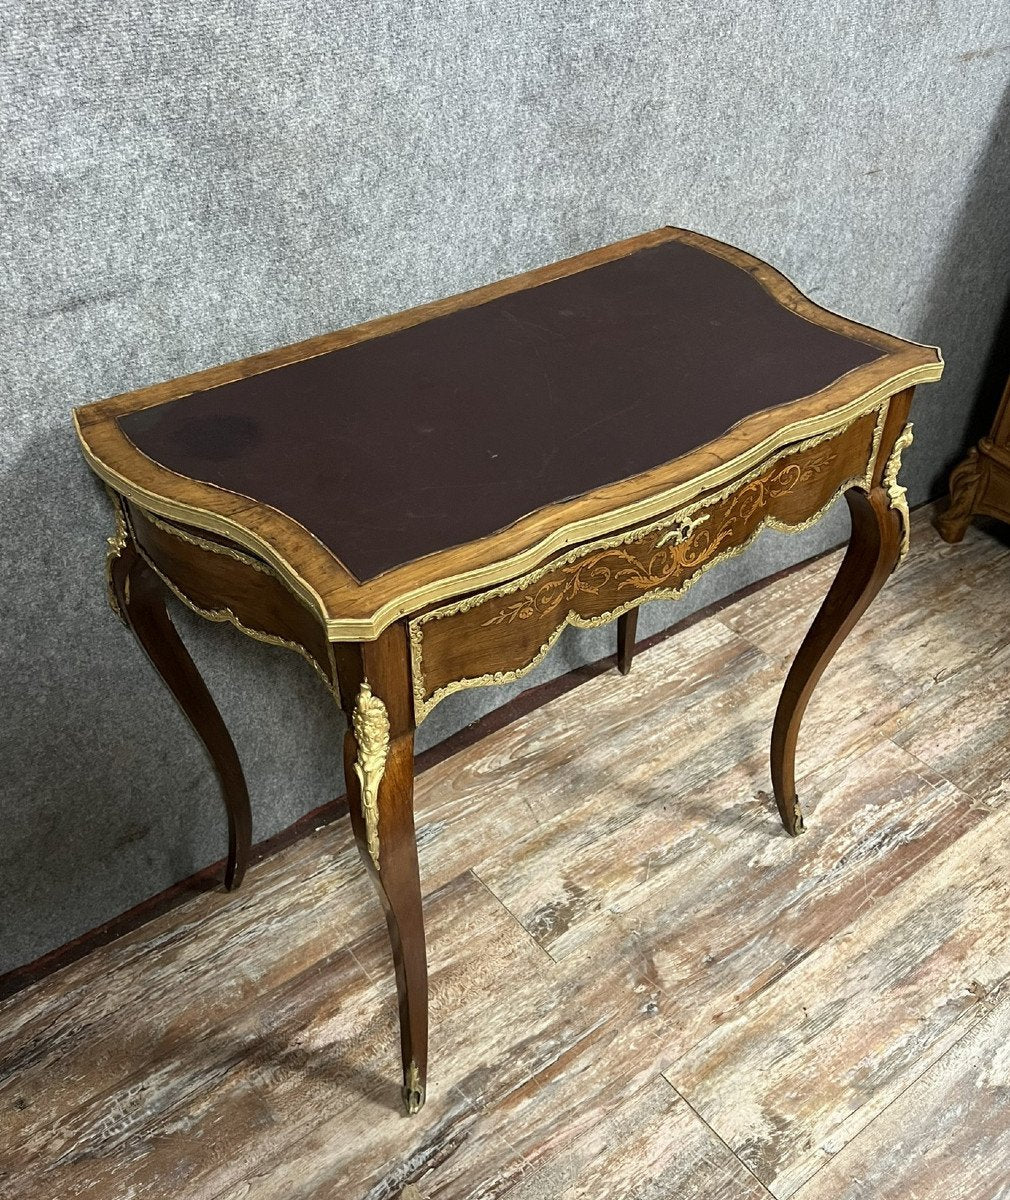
[2,505,1009,1200]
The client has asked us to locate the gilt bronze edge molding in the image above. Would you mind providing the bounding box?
[73,409,330,622]
[98,486,341,698]
[104,487,130,624]
[329,369,929,638]
[102,404,898,726]
[142,510,277,577]
[128,536,341,702]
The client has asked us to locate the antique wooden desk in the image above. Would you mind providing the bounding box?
[74,228,942,1114]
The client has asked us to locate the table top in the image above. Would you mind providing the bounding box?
[75,227,943,639]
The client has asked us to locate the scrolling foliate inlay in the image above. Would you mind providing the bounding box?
[351,682,390,870]
[882,422,914,561]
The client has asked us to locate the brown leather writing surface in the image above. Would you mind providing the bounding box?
[118,240,883,581]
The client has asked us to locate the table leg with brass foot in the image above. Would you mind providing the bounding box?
[107,528,253,890]
[335,625,428,1115]
[770,484,903,835]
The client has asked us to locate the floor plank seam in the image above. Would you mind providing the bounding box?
[202,1082,485,1200]
[468,869,561,966]
[661,1076,778,1199]
[647,815,1003,1099]
[5,948,400,1188]
[711,612,769,653]
[883,736,996,814]
[348,944,401,1009]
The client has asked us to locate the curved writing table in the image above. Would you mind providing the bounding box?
[74,228,942,1114]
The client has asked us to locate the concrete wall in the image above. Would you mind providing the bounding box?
[2,2,1009,972]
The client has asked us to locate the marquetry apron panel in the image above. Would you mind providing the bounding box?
[409,404,886,721]
[126,503,337,693]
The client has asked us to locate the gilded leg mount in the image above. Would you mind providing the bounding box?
[882,422,914,561]
[352,681,390,870]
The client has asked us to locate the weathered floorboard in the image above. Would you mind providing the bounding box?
[719,506,1010,671]
[882,638,1010,809]
[666,800,1010,1198]
[502,1078,771,1200]
[792,983,1010,1200]
[1,509,1008,1199]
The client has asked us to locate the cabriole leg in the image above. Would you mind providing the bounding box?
[770,486,902,835]
[107,534,253,889]
[336,625,428,1115]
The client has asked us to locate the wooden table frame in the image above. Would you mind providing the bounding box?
[74,228,942,1114]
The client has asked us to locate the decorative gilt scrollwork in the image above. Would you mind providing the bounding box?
[145,510,276,575]
[882,422,914,560]
[656,512,709,548]
[351,682,390,870]
[128,535,340,700]
[105,490,130,624]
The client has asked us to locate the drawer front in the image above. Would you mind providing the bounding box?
[409,404,886,721]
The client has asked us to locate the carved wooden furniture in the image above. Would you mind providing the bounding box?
[936,371,1010,541]
[73,228,943,1114]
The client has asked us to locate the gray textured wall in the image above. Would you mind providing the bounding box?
[2,3,1009,974]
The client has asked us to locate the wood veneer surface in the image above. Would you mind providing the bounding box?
[117,239,883,581]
